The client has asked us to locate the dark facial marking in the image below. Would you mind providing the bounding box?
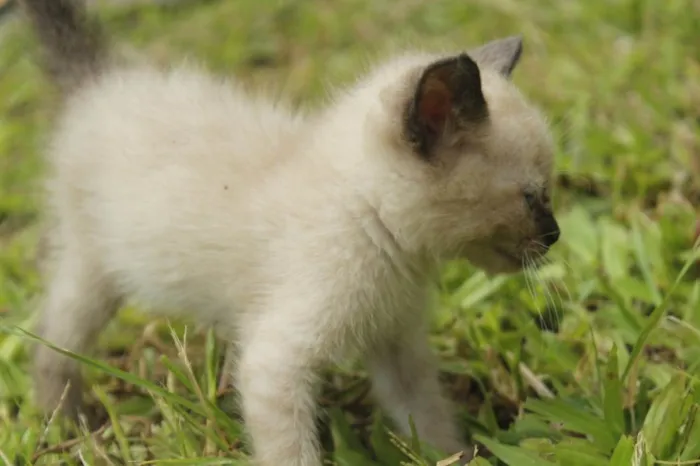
[405,54,488,158]
[525,189,560,248]
[538,212,560,248]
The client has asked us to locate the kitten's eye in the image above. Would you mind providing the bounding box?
[524,191,537,210]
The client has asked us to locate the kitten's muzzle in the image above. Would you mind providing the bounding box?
[527,193,560,251]
[520,212,560,264]
[537,213,560,249]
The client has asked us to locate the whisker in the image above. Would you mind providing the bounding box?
[522,251,539,311]
[530,240,573,280]
[547,279,565,331]
[551,252,573,273]
[532,243,574,304]
[532,254,556,312]
[542,252,568,330]
[528,241,554,268]
[524,252,553,331]
[528,248,564,332]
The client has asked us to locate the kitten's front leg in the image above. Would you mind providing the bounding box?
[368,327,470,461]
[236,313,323,466]
[217,342,238,393]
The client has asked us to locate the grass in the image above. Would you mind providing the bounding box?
[1,0,700,464]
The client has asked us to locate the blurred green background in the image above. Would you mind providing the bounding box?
[1,0,700,464]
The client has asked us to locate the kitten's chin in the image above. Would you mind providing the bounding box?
[460,244,524,276]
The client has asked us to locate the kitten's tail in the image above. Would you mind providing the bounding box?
[19,0,109,94]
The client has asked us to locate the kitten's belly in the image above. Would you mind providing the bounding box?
[101,225,250,327]
[83,161,259,325]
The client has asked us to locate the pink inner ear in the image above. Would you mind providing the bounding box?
[419,84,452,134]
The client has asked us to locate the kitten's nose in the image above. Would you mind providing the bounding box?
[538,214,560,248]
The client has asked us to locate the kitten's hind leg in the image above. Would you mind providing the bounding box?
[33,248,120,429]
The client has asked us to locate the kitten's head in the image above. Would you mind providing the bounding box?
[359,36,559,274]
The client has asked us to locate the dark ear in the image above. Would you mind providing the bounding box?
[468,35,523,78]
[405,54,487,158]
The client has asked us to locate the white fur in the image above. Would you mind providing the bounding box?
[34,45,554,466]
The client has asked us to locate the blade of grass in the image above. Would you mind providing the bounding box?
[525,398,617,452]
[602,344,625,438]
[474,435,557,466]
[622,241,700,380]
[609,436,634,466]
[93,386,133,464]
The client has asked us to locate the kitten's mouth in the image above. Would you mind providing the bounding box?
[461,242,527,275]
[492,246,523,269]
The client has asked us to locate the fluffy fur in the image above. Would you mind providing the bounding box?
[21,0,560,464]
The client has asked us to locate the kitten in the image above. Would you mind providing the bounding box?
[20,0,559,464]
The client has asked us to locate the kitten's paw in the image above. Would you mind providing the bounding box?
[32,366,102,430]
[76,402,109,431]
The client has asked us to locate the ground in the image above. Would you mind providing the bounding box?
[1,0,700,465]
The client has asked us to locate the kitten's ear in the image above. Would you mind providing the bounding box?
[468,35,523,78]
[406,54,487,157]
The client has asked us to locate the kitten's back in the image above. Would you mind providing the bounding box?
[47,65,301,314]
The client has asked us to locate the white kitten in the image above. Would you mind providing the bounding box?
[21,0,559,464]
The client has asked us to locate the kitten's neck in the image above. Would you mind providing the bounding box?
[298,112,434,274]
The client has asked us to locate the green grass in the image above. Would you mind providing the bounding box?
[2,0,700,464]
